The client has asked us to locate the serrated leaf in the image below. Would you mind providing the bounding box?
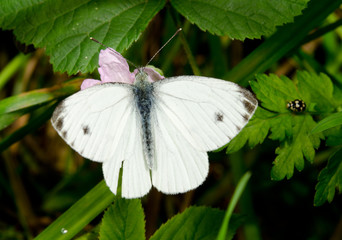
[271,115,323,180]
[251,74,303,113]
[226,108,272,154]
[99,198,145,240]
[227,71,332,155]
[314,148,342,206]
[312,111,342,134]
[297,71,336,112]
[170,0,309,40]
[268,114,293,141]
[150,206,243,240]
[226,108,292,154]
[0,0,166,74]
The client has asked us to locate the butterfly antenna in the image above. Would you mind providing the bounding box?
[145,28,182,66]
[89,37,139,69]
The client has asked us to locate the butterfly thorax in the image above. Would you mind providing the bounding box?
[133,71,155,169]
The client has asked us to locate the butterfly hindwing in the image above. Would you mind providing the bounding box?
[151,106,209,194]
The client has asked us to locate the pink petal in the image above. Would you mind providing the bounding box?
[98,48,135,84]
[81,79,101,90]
[133,67,165,83]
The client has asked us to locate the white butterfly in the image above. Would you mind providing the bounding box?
[51,47,258,198]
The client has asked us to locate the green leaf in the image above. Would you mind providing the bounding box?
[312,111,342,134]
[224,0,342,87]
[0,78,82,130]
[150,206,243,240]
[99,198,145,240]
[297,71,336,112]
[251,74,304,113]
[271,115,323,180]
[0,0,166,74]
[228,71,330,161]
[314,148,342,206]
[171,0,309,40]
[226,108,274,154]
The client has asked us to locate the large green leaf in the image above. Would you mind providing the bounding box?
[99,198,145,240]
[171,0,309,40]
[0,0,166,74]
[224,0,342,86]
[150,206,243,240]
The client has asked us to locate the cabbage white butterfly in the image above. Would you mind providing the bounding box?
[51,40,258,198]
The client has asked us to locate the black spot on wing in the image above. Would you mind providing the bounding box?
[243,114,249,121]
[52,101,66,122]
[62,131,67,139]
[215,112,224,122]
[243,100,256,114]
[239,88,258,106]
[236,125,241,131]
[56,118,64,130]
[82,125,90,135]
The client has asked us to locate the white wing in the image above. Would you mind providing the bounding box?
[51,83,152,198]
[151,76,257,193]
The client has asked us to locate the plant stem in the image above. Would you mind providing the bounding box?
[169,8,201,76]
[216,171,252,240]
[229,151,262,240]
[0,53,30,90]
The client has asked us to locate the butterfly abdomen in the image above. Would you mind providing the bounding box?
[133,73,155,169]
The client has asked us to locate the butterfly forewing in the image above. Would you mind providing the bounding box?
[153,76,258,151]
[51,83,152,198]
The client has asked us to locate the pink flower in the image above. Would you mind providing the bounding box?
[81,48,164,90]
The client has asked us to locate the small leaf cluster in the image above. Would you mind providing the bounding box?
[97,198,242,240]
[227,71,342,206]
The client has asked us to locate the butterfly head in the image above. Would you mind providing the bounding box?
[135,69,149,82]
[133,66,165,84]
